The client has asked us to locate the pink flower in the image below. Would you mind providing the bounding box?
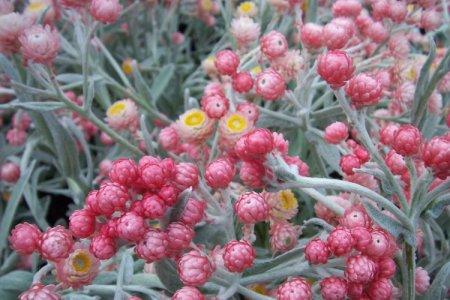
[135,229,168,262]
[320,276,348,300]
[422,136,450,179]
[314,195,351,224]
[0,162,20,183]
[269,222,300,253]
[270,49,304,81]
[234,192,269,224]
[205,157,235,189]
[388,0,407,23]
[340,154,361,175]
[392,124,422,156]
[109,158,139,187]
[69,209,96,238]
[19,284,60,300]
[140,160,166,191]
[415,267,430,294]
[284,155,310,176]
[171,32,185,45]
[141,194,167,219]
[277,277,312,300]
[0,0,13,15]
[260,30,288,60]
[236,102,260,124]
[305,238,329,264]
[420,9,441,31]
[176,109,214,144]
[377,257,397,279]
[0,13,33,54]
[345,254,377,284]
[239,160,266,188]
[230,16,260,48]
[324,122,349,144]
[345,73,383,108]
[223,240,255,272]
[90,234,116,259]
[362,228,391,259]
[116,212,147,242]
[366,278,393,300]
[235,128,274,161]
[60,0,90,8]
[106,99,139,131]
[389,33,410,59]
[339,205,372,229]
[173,162,199,191]
[323,22,351,50]
[177,250,214,286]
[232,71,254,93]
[179,198,206,226]
[172,286,205,300]
[96,182,130,216]
[385,150,407,175]
[379,124,399,146]
[55,245,100,288]
[255,68,286,100]
[327,226,354,256]
[272,132,289,154]
[159,126,180,152]
[19,24,60,64]
[6,128,27,146]
[39,226,74,261]
[166,222,195,252]
[365,22,388,43]
[214,49,239,76]
[200,93,229,119]
[158,185,180,206]
[300,23,323,49]
[332,0,361,17]
[90,0,122,24]
[9,222,42,255]
[317,50,354,89]
[12,111,32,130]
[350,226,372,252]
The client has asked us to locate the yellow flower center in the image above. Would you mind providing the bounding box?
[26,1,46,13]
[407,4,414,13]
[239,1,255,14]
[121,58,135,75]
[107,101,126,117]
[70,251,92,274]
[183,110,206,127]
[251,65,262,75]
[405,67,416,81]
[201,0,213,12]
[250,283,268,295]
[226,113,248,133]
[279,189,297,210]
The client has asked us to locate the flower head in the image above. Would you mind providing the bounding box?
[19,24,60,65]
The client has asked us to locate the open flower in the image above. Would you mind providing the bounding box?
[176,108,214,144]
[106,99,139,131]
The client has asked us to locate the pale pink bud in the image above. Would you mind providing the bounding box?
[324,122,349,144]
[339,205,372,229]
[100,131,115,145]
[12,111,32,130]
[365,21,388,43]
[135,229,168,262]
[177,250,214,286]
[385,150,407,175]
[320,276,348,300]
[0,13,33,54]
[179,198,206,226]
[90,234,116,259]
[270,49,304,81]
[171,32,185,45]
[214,49,239,76]
[317,50,354,89]
[388,0,407,23]
[420,10,441,31]
[236,101,259,123]
[255,68,285,101]
[300,22,324,49]
[232,71,254,93]
[166,222,194,252]
[0,0,13,15]
[9,222,42,255]
[260,30,288,60]
[90,0,122,24]
[200,93,229,119]
[389,34,410,58]
[223,240,255,273]
[379,124,399,146]
[172,286,205,300]
[314,195,351,224]
[173,162,199,191]
[19,284,60,300]
[205,157,235,189]
[0,162,20,183]
[159,126,180,152]
[284,155,310,176]
[230,16,260,48]
[371,0,389,21]
[332,0,361,18]
[269,222,300,253]
[277,277,312,300]
[367,278,393,300]
[415,267,430,294]
[234,192,269,224]
[345,73,383,108]
[69,209,96,238]
[19,24,60,64]
[6,128,27,146]
[323,22,351,50]
[39,226,74,261]
[239,160,266,188]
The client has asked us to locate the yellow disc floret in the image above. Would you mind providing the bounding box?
[182,109,206,128]
[226,113,248,133]
[26,0,46,13]
[279,189,297,211]
[107,101,126,117]
[121,58,135,75]
[238,1,257,17]
[70,250,93,274]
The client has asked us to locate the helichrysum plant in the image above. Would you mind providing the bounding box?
[0,0,449,299]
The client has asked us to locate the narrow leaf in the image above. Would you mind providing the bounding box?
[150,64,175,102]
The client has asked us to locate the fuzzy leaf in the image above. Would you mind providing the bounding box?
[0,101,65,112]
[150,64,175,102]
[56,73,83,83]
[131,273,165,289]
[0,271,33,298]
[0,54,21,81]
[425,261,450,299]
[154,259,183,293]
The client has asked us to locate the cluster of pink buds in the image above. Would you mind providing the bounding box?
[306,204,399,299]
[6,111,31,147]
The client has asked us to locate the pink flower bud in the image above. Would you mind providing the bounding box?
[230,16,260,48]
[39,226,74,261]
[320,276,348,300]
[323,22,351,50]
[214,49,239,76]
[0,13,33,54]
[19,284,60,300]
[158,185,180,206]
[135,229,168,262]
[60,0,90,8]
[9,222,42,255]
[260,30,288,60]
[109,158,139,187]
[277,277,312,300]
[269,222,300,253]
[345,73,382,108]
[388,0,407,23]
[0,162,20,183]
[19,24,60,65]
[173,162,199,191]
[239,160,266,188]
[235,128,275,161]
[172,286,204,300]
[6,128,27,146]
[116,212,147,242]
[377,257,396,279]
[255,68,286,100]
[96,182,130,216]
[200,93,229,119]
[69,209,96,238]
[141,194,167,219]
[177,250,214,286]
[300,23,324,49]
[12,111,32,130]
[166,222,195,252]
[415,267,430,294]
[232,71,254,93]
[305,238,330,264]
[327,226,354,256]
[236,101,260,123]
[223,240,255,273]
[392,124,422,156]
[345,254,377,284]
[179,198,206,226]
[205,157,235,189]
[340,154,361,175]
[317,50,354,89]
[332,0,362,17]
[339,205,372,229]
[284,155,310,176]
[171,32,185,45]
[420,10,441,31]
[367,278,393,300]
[422,136,450,179]
[140,161,166,190]
[90,234,116,260]
[350,226,372,252]
[379,124,399,146]
[385,150,407,175]
[324,122,349,144]
[90,0,122,24]
[234,192,269,224]
[159,126,180,152]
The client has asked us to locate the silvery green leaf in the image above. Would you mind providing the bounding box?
[425,261,450,299]
[150,64,175,102]
[140,115,155,155]
[427,196,450,219]
[117,252,134,286]
[184,97,199,111]
[0,101,65,112]
[65,119,93,185]
[305,130,341,173]
[94,81,112,110]
[154,259,183,293]
[92,271,117,284]
[64,294,99,300]
[257,115,298,128]
[0,271,33,297]
[131,273,165,289]
[59,35,78,57]
[167,188,192,223]
[56,73,83,83]
[0,54,21,81]
[0,161,36,252]
[193,224,228,248]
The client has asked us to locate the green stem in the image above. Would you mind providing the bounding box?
[403,243,416,300]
